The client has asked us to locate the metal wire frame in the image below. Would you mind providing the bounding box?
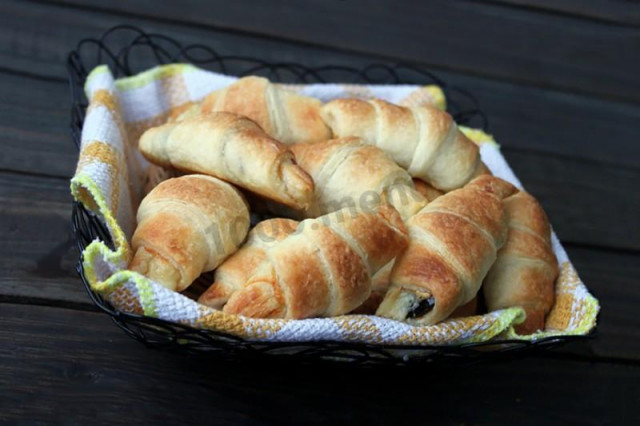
[68,25,588,366]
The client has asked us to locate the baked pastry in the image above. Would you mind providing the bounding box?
[356,262,483,317]
[321,98,481,191]
[412,179,443,202]
[290,137,427,220]
[449,296,478,318]
[223,204,409,319]
[139,112,314,209]
[197,76,332,144]
[129,174,250,291]
[472,161,492,178]
[483,191,559,334]
[198,218,298,309]
[412,162,490,201]
[351,262,394,315]
[352,179,443,315]
[377,175,517,325]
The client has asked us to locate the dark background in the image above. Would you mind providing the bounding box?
[1,0,639,424]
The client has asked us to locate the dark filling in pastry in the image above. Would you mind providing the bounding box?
[407,296,436,319]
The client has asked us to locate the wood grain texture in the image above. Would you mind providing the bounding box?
[0,172,88,307]
[1,303,639,426]
[0,0,370,80]
[0,73,75,178]
[562,246,640,361]
[44,0,640,102]
[505,150,640,250]
[484,0,640,27]
[444,72,640,169]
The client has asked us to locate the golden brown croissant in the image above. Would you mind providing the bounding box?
[198,218,298,309]
[449,296,478,318]
[352,179,442,315]
[350,261,394,315]
[355,263,480,317]
[321,98,481,191]
[411,162,490,201]
[412,179,443,202]
[139,112,314,209]
[483,191,559,334]
[129,175,250,291]
[290,137,427,220]
[198,76,332,144]
[223,204,409,319]
[376,175,517,325]
[472,161,492,178]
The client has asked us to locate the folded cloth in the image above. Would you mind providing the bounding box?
[70,63,598,345]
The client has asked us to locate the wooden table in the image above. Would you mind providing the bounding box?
[2,1,639,424]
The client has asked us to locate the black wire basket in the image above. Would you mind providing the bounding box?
[68,25,587,367]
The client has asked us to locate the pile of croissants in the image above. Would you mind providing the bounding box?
[129,76,559,334]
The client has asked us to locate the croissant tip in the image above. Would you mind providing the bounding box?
[468,175,517,200]
[376,287,435,323]
[197,283,228,310]
[280,161,315,208]
[377,204,409,239]
[129,247,182,292]
[224,279,285,318]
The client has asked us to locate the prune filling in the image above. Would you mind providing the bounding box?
[407,296,436,319]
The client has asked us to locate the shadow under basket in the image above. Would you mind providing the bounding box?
[68,25,592,367]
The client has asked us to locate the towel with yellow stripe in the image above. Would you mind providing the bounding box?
[71,63,598,345]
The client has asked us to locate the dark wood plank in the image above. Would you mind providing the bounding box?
[0,172,88,307]
[0,0,371,80]
[485,0,640,27]
[2,0,640,174]
[505,150,640,250]
[1,303,639,425]
[0,72,76,178]
[560,246,640,360]
[44,0,640,103]
[442,72,640,169]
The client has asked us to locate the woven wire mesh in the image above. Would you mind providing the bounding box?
[68,25,584,366]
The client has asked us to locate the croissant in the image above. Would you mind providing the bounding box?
[352,179,442,315]
[321,98,481,191]
[473,161,492,178]
[355,271,481,317]
[377,175,517,325]
[198,218,298,309]
[412,161,490,200]
[412,179,443,202]
[483,191,559,334]
[290,137,427,220]
[139,112,314,209]
[411,162,490,201]
[129,175,250,291]
[199,76,332,144]
[223,204,409,319]
[449,296,478,318]
[351,262,394,315]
